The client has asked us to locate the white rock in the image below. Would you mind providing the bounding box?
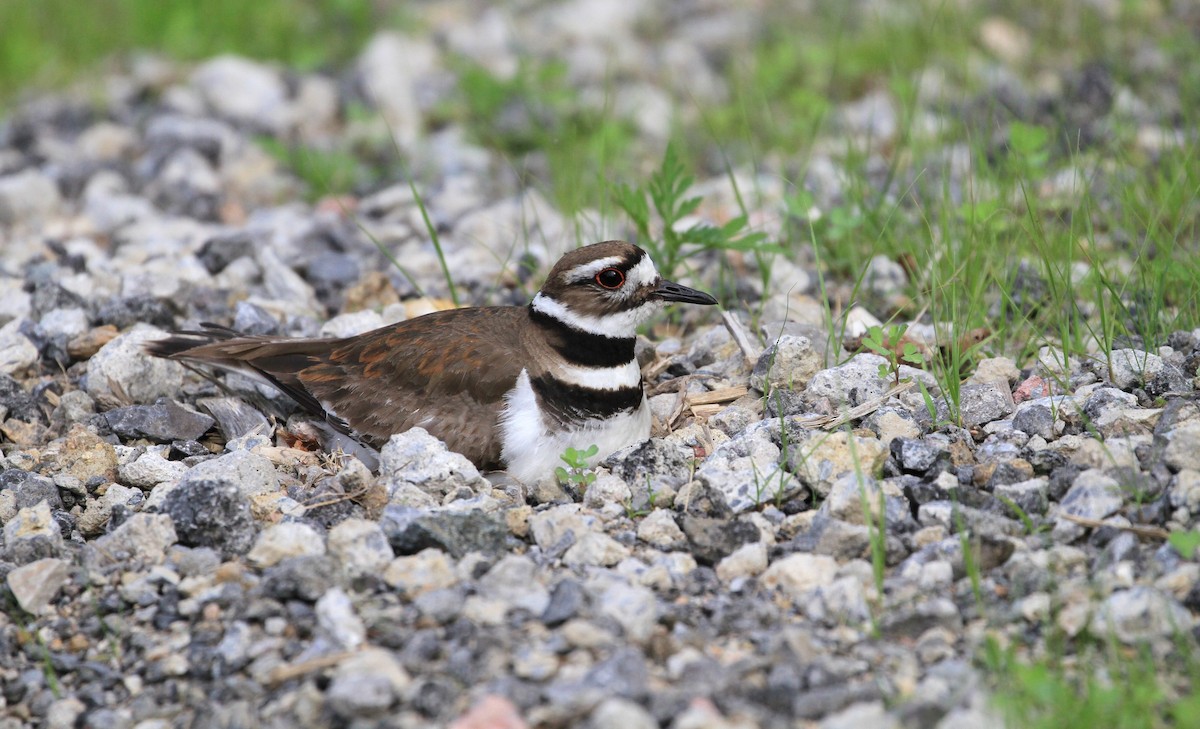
[379,428,490,499]
[6,557,69,614]
[327,518,394,579]
[563,532,630,567]
[247,522,326,567]
[119,450,187,490]
[356,33,440,148]
[316,587,366,651]
[85,324,184,408]
[0,169,62,225]
[715,541,768,581]
[383,549,458,598]
[761,553,839,599]
[636,509,685,550]
[0,320,38,375]
[191,55,290,132]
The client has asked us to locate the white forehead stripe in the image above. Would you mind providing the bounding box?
[626,254,659,287]
[566,256,625,282]
[532,292,662,338]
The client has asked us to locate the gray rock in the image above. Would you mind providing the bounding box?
[880,597,962,639]
[148,148,221,218]
[479,555,550,615]
[603,439,695,505]
[1057,469,1124,530]
[0,169,62,225]
[918,501,1023,539]
[85,324,184,408]
[92,513,177,566]
[695,423,802,513]
[379,506,508,558]
[104,399,215,442]
[751,334,823,392]
[820,701,899,729]
[379,428,490,499]
[954,382,1015,428]
[1163,422,1200,472]
[3,501,63,564]
[78,483,140,536]
[819,473,909,527]
[6,557,69,614]
[162,477,256,557]
[563,532,630,567]
[1092,587,1194,642]
[39,307,89,340]
[762,552,840,600]
[181,450,279,498]
[806,353,936,410]
[144,113,237,161]
[994,477,1050,516]
[589,697,657,729]
[1098,349,1165,390]
[326,648,410,719]
[594,579,659,643]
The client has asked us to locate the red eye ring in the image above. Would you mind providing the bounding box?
[595,268,625,290]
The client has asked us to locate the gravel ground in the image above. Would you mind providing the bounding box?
[2,2,1199,728]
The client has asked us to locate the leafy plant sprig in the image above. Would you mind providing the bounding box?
[862,323,925,385]
[555,444,599,491]
[613,142,775,280]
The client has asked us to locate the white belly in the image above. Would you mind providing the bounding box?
[499,369,651,484]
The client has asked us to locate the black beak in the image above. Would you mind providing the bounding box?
[654,279,718,305]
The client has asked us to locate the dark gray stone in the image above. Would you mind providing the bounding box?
[162,478,255,557]
[1013,404,1055,439]
[890,437,949,475]
[13,473,62,511]
[260,555,339,602]
[680,515,759,566]
[197,397,271,442]
[541,578,585,627]
[104,399,215,442]
[379,507,509,558]
[94,295,175,330]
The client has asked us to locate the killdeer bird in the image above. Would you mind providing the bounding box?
[147,241,717,482]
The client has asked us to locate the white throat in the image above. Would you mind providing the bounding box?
[531,292,660,339]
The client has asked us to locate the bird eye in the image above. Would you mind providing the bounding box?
[595,268,625,290]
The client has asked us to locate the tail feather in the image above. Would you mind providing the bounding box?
[143,324,356,442]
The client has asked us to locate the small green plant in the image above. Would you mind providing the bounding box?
[555,444,599,491]
[1168,530,1200,560]
[613,142,773,280]
[861,323,925,385]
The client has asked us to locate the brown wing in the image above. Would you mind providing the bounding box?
[147,309,530,468]
[297,307,528,467]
